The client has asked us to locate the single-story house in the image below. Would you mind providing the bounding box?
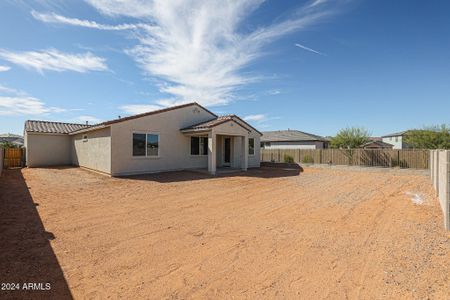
[361,140,394,149]
[261,129,329,149]
[24,102,261,176]
[0,133,24,147]
[381,131,410,149]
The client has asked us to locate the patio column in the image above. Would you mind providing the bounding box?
[241,135,248,171]
[208,131,217,175]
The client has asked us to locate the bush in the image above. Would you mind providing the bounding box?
[283,154,294,163]
[302,155,314,164]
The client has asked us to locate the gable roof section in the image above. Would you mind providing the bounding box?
[361,140,394,148]
[69,102,217,135]
[261,130,327,142]
[181,115,262,135]
[25,120,91,134]
[381,131,407,138]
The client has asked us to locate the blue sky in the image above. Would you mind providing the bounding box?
[0,0,449,136]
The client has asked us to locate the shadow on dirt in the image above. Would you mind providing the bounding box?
[121,165,303,183]
[0,169,73,300]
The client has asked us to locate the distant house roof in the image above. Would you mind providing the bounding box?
[382,131,407,138]
[361,140,394,149]
[369,137,382,142]
[181,115,262,135]
[261,130,328,142]
[25,120,91,134]
[0,133,24,146]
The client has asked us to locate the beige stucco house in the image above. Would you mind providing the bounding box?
[24,102,261,176]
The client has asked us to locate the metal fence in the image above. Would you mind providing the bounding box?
[261,148,430,169]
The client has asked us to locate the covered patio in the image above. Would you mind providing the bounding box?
[181,115,251,175]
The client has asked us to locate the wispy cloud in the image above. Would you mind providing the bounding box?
[0,84,66,116]
[119,104,164,115]
[38,0,338,107]
[0,65,10,72]
[71,115,102,124]
[0,96,66,116]
[0,49,108,73]
[244,114,267,122]
[31,10,148,31]
[267,89,281,95]
[295,43,326,56]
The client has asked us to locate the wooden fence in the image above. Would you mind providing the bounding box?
[261,149,430,169]
[3,148,25,168]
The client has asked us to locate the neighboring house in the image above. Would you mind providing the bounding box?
[261,129,329,149]
[24,102,261,176]
[0,133,24,147]
[361,140,394,149]
[381,131,410,149]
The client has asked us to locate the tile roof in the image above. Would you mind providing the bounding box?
[381,131,407,138]
[361,140,394,148]
[261,130,327,142]
[25,120,91,134]
[181,115,262,135]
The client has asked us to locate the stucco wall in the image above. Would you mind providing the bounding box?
[110,105,214,176]
[382,136,405,149]
[212,121,261,168]
[430,150,450,230]
[72,127,112,174]
[25,132,72,167]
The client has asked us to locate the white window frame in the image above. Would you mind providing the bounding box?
[248,137,255,156]
[132,132,160,158]
[190,136,208,156]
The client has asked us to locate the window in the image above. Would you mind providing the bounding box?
[249,138,255,155]
[83,135,88,142]
[191,136,208,155]
[395,137,398,142]
[133,133,159,157]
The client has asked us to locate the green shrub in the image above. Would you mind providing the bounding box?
[302,155,314,164]
[283,154,294,163]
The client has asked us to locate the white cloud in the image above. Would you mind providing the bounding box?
[0,84,66,116]
[295,43,326,56]
[31,11,148,31]
[119,104,164,115]
[0,65,10,72]
[0,49,108,73]
[85,0,154,18]
[82,0,336,106]
[244,114,267,122]
[0,96,66,116]
[267,89,281,95]
[71,115,102,124]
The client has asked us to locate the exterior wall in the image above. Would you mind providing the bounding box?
[25,132,72,167]
[382,136,403,149]
[72,127,112,174]
[212,121,261,168]
[110,105,215,176]
[430,150,450,230]
[263,141,324,150]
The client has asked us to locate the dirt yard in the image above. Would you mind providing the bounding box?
[0,166,449,299]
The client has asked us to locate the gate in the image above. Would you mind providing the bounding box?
[3,148,24,168]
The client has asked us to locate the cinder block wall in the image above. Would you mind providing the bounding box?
[430,150,449,230]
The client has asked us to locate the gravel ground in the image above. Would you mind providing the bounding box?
[0,166,448,299]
